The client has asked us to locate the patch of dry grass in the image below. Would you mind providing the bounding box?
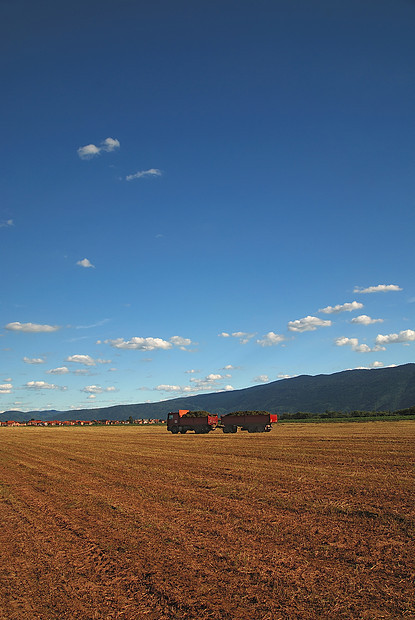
[0,422,414,619]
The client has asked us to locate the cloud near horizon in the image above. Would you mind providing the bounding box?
[81,385,116,394]
[335,337,385,353]
[375,329,415,345]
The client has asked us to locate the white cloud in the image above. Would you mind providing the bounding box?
[77,144,100,159]
[25,381,66,390]
[232,331,255,344]
[375,329,415,345]
[81,385,116,394]
[257,331,285,347]
[354,284,402,294]
[224,364,234,370]
[66,354,96,366]
[219,331,255,344]
[222,385,234,391]
[0,219,13,228]
[0,383,13,394]
[101,137,120,152]
[77,258,95,268]
[277,373,296,379]
[350,315,384,325]
[23,357,45,364]
[47,367,70,375]
[189,373,227,390]
[126,168,162,181]
[254,375,269,383]
[105,337,172,351]
[169,336,192,348]
[5,322,60,333]
[154,384,182,392]
[288,316,332,332]
[77,137,120,159]
[335,337,386,353]
[319,301,363,314]
[185,369,199,374]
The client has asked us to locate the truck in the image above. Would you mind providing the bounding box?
[167,410,219,434]
[220,411,278,433]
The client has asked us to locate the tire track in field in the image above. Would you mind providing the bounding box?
[0,483,169,619]
[1,479,230,619]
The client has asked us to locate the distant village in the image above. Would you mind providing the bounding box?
[1,419,166,427]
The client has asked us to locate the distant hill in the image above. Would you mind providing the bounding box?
[1,363,414,423]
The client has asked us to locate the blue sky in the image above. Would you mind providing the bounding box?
[1,0,414,413]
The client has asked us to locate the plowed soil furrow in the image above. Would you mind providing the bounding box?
[0,422,414,619]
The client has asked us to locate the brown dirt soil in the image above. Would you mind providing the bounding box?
[0,421,414,619]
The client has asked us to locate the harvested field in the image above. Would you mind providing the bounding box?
[0,422,414,620]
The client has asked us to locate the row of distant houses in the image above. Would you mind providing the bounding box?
[0,419,166,427]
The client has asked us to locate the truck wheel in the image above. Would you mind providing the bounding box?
[180,429,187,434]
[171,427,178,434]
[231,426,237,433]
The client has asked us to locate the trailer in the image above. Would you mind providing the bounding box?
[167,410,219,434]
[221,411,278,433]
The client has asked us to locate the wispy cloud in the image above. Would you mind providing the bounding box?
[288,316,332,333]
[319,301,363,314]
[0,219,13,228]
[5,322,60,333]
[23,357,45,364]
[77,137,120,160]
[76,319,110,330]
[77,258,95,268]
[219,331,255,344]
[375,329,415,345]
[354,284,402,294]
[350,315,383,325]
[257,331,285,347]
[126,168,162,181]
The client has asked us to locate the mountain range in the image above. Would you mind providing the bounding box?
[1,363,414,423]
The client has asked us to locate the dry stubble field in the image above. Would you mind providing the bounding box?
[0,421,414,620]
